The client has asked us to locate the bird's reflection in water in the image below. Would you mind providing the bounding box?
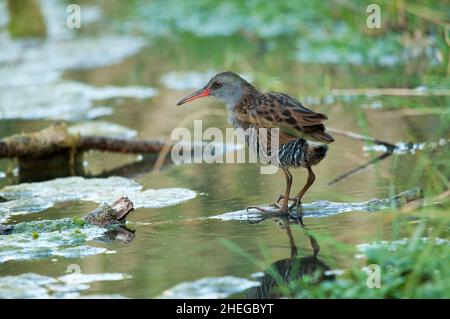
[246,217,333,299]
[97,225,136,244]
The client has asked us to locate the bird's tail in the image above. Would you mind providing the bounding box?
[308,130,335,144]
[306,143,328,166]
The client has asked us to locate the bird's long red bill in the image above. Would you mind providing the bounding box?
[177,88,210,106]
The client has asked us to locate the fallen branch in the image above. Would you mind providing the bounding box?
[0,123,169,159]
[78,136,168,154]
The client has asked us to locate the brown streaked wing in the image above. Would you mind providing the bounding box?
[267,92,328,127]
[242,92,333,143]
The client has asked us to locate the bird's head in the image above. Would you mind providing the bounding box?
[176,71,250,107]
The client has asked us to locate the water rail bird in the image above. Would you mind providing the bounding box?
[177,71,334,214]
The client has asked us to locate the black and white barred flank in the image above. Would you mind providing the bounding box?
[244,128,328,168]
[276,139,328,168]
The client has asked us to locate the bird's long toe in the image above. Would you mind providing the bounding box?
[270,202,282,208]
[276,193,299,204]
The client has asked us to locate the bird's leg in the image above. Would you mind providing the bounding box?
[289,166,315,210]
[272,168,298,207]
[278,167,292,212]
[248,168,293,213]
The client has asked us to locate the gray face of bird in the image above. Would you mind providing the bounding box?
[206,73,245,107]
[176,72,246,108]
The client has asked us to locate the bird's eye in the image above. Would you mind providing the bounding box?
[212,81,222,89]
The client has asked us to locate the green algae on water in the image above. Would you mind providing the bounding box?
[0,218,107,263]
[72,216,86,227]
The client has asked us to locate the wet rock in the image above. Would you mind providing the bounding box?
[83,196,134,227]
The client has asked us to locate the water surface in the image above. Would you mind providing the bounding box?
[0,0,448,298]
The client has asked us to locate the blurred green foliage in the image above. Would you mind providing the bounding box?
[293,212,450,298]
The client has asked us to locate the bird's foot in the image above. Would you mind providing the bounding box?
[276,194,302,210]
[275,193,297,204]
[289,197,302,210]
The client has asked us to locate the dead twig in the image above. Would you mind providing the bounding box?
[328,151,393,186]
[327,127,397,150]
[326,126,398,186]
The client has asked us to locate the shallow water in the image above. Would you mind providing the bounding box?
[0,0,448,298]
